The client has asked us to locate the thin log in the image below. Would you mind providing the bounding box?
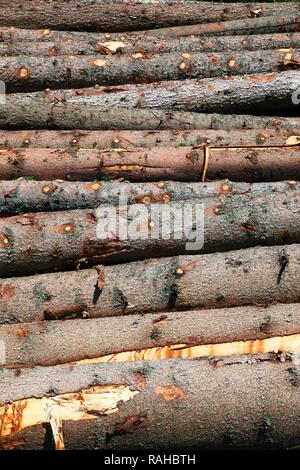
[0,128,298,149]
[131,14,300,39]
[1,180,298,216]
[5,71,297,115]
[0,1,298,31]
[1,358,300,449]
[3,50,299,93]
[0,243,299,324]
[1,33,300,56]
[0,186,299,276]
[0,145,299,182]
[2,303,300,368]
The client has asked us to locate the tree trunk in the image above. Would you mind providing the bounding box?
[0,189,298,277]
[3,50,299,93]
[2,303,300,368]
[1,180,297,216]
[1,33,300,56]
[0,1,298,31]
[0,145,299,182]
[7,70,297,115]
[127,14,300,39]
[0,243,299,324]
[1,96,300,130]
[0,128,298,150]
[1,358,300,449]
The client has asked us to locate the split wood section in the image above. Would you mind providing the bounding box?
[0,145,299,182]
[0,244,299,323]
[1,358,300,449]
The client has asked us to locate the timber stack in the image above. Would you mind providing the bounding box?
[0,0,299,451]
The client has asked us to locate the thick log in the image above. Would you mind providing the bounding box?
[2,50,300,93]
[2,303,300,368]
[0,190,299,277]
[128,14,300,39]
[1,358,300,449]
[0,128,298,149]
[6,71,297,115]
[1,94,300,130]
[0,1,298,32]
[0,145,299,182]
[1,180,298,216]
[1,33,300,57]
[0,243,299,324]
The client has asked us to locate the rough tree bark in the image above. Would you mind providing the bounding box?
[127,14,300,39]
[0,188,299,277]
[1,33,300,56]
[0,243,299,324]
[0,1,298,31]
[1,181,297,216]
[1,303,300,368]
[3,50,299,93]
[0,146,299,182]
[0,128,298,149]
[5,71,297,116]
[1,358,300,450]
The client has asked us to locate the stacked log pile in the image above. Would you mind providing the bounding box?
[0,0,299,451]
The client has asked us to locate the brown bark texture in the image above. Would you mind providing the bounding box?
[2,50,299,92]
[0,1,298,31]
[5,70,297,116]
[0,145,299,182]
[1,180,298,216]
[1,358,300,449]
[0,128,298,149]
[1,33,300,56]
[1,303,300,368]
[126,14,300,39]
[0,242,299,324]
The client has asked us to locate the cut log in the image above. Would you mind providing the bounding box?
[0,128,298,149]
[1,94,300,130]
[5,70,297,115]
[1,358,300,449]
[0,1,298,31]
[0,188,299,277]
[2,303,300,368]
[127,14,300,39]
[3,50,300,93]
[0,243,299,324]
[0,145,299,182]
[1,33,300,56]
[1,180,298,216]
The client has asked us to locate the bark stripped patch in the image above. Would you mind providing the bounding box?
[73,334,300,365]
[0,385,139,450]
[155,385,186,401]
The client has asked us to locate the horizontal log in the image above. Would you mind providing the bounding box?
[2,303,300,368]
[128,14,300,39]
[0,241,299,324]
[1,189,299,277]
[0,128,298,149]
[3,50,299,93]
[8,70,297,115]
[1,358,300,449]
[0,1,298,32]
[0,145,299,182]
[1,95,300,130]
[1,33,300,56]
[1,180,298,216]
